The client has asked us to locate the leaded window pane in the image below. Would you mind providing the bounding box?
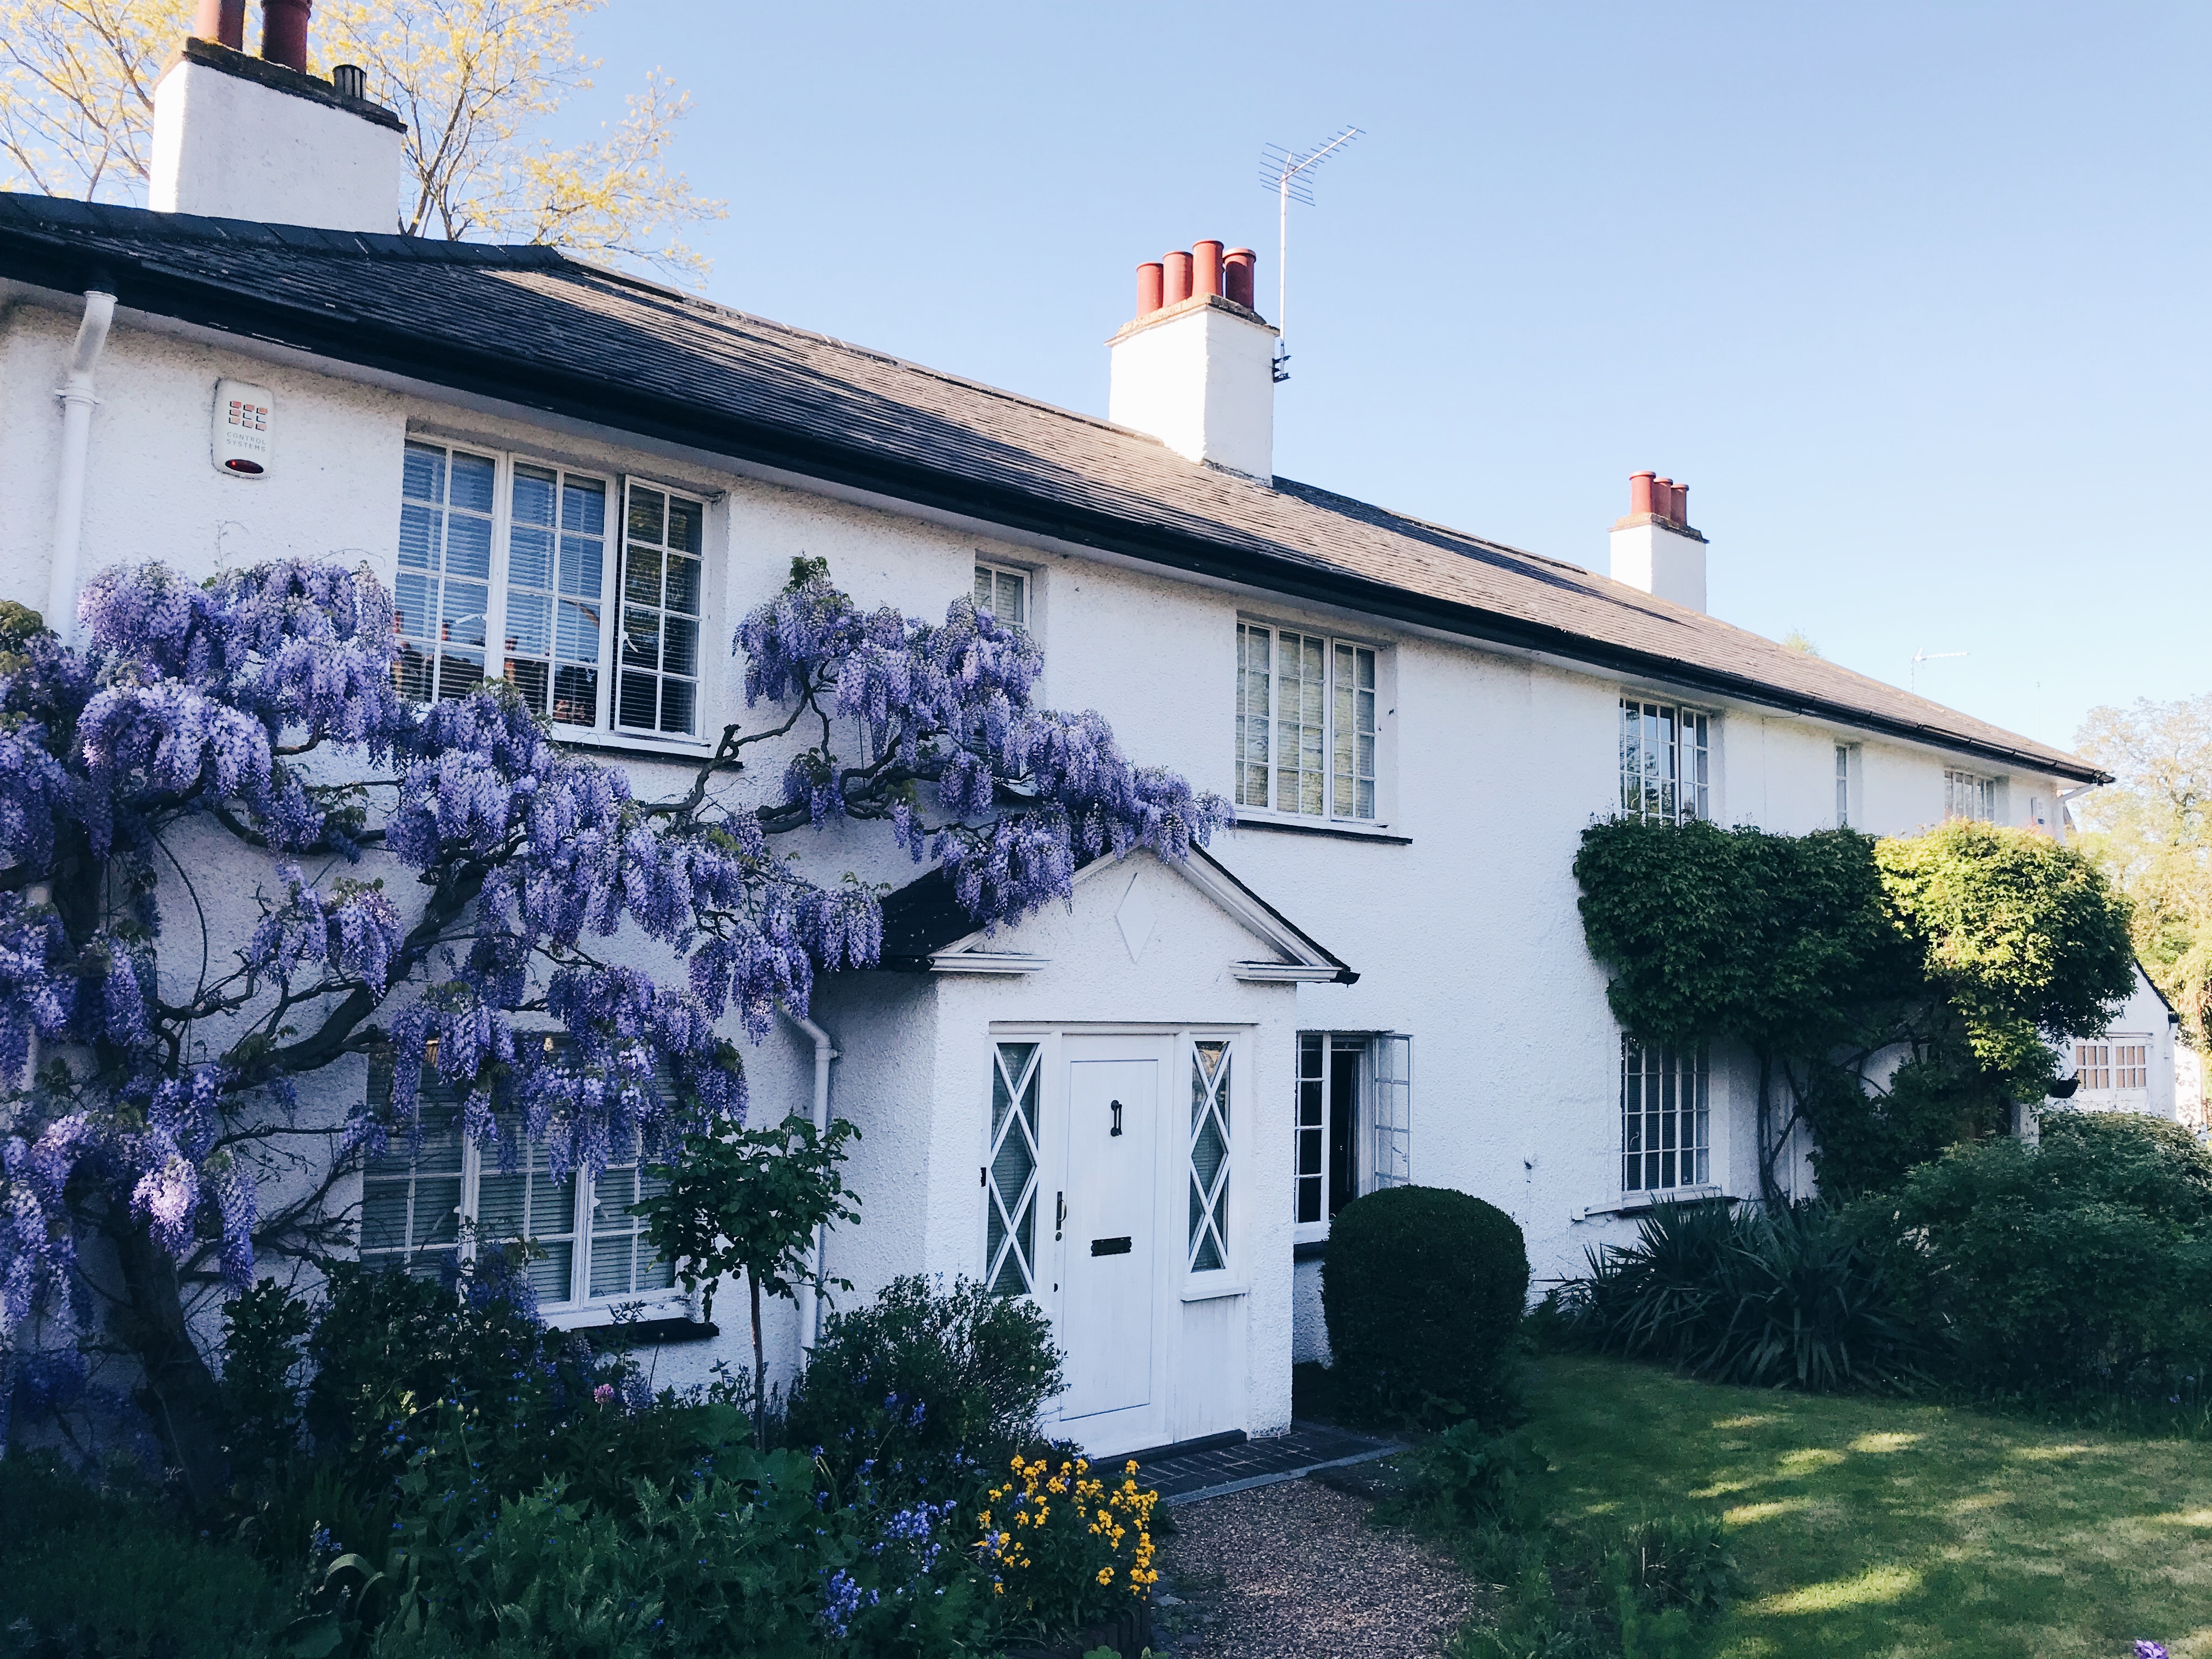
[986,1043,1041,1296]
[1189,1040,1231,1272]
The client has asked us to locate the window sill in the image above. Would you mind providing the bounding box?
[541,1294,695,1331]
[1181,1279,1249,1303]
[1292,1239,1327,1264]
[553,730,718,764]
[578,1314,720,1348]
[1229,814,1411,846]
[1573,1188,1734,1223]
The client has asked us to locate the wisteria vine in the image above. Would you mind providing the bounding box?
[0,551,1228,1462]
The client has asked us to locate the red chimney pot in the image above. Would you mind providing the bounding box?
[261,0,312,72]
[1673,482,1690,526]
[1223,247,1256,310]
[1654,477,1677,522]
[1629,471,1655,517]
[1193,239,1223,299]
[1136,262,1164,318]
[194,0,245,48]
[1162,250,1193,306]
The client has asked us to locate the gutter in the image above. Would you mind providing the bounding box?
[0,225,2107,785]
[46,288,115,646]
[778,1006,840,1367]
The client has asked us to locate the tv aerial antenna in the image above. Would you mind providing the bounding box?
[1259,123,1362,382]
[1910,647,1968,696]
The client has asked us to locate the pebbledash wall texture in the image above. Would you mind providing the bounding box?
[0,18,2148,1454]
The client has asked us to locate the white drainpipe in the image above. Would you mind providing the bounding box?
[48,291,117,646]
[780,1007,840,1365]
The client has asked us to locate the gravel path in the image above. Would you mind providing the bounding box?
[1154,1476,1480,1659]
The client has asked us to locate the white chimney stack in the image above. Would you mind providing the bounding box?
[1609,470,1708,612]
[150,4,403,233]
[1107,241,1277,482]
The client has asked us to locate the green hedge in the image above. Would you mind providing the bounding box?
[1322,1184,1529,1426]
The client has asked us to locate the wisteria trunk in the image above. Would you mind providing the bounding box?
[105,1207,229,1509]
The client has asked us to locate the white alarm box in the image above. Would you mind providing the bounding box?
[213,380,273,477]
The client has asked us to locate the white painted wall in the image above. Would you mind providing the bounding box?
[1608,520,1707,612]
[150,57,402,232]
[1106,297,1276,480]
[0,285,2136,1439]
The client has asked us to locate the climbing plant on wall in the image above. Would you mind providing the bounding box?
[1575,816,2135,1201]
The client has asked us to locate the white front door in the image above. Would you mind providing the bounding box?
[1054,1052,1160,1423]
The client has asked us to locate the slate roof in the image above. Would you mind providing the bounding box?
[0,194,2100,782]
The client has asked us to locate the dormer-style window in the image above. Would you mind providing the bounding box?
[398,440,706,742]
[1620,698,1710,823]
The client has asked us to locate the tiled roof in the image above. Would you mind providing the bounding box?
[0,194,2100,781]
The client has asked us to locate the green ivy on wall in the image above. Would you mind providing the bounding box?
[1575,817,2136,1199]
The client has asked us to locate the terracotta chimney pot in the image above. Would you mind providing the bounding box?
[1193,239,1223,298]
[261,0,312,71]
[194,0,245,48]
[1136,261,1164,318]
[1223,247,1256,310]
[1629,471,1655,517]
[1163,249,1193,306]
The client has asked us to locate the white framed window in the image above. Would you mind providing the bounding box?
[1294,1031,1412,1237]
[1621,1037,1710,1193]
[617,485,706,738]
[974,561,1029,628]
[361,1054,678,1320]
[2075,1039,2148,1096]
[1620,698,1711,823]
[1234,622,1380,821]
[1189,1039,1233,1272]
[398,441,707,741]
[1944,769,1996,822]
[985,1041,1043,1296]
[1836,744,1853,828]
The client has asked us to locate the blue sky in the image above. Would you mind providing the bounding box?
[568,2,2208,753]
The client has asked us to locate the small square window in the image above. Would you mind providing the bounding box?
[974,561,1028,628]
[1944,769,1997,822]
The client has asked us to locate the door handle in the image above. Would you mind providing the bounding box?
[1055,1189,1065,1240]
[1110,1098,1124,1137]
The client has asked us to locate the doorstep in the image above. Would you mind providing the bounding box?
[1133,1419,1403,1505]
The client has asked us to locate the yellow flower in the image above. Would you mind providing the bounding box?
[994,1584,1005,1597]
[1096,1567,1114,1585]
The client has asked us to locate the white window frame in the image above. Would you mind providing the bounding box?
[974,560,1030,629]
[397,441,712,749]
[1944,769,1997,822]
[2074,1036,2149,1098]
[1618,697,1712,823]
[1294,1031,1412,1244]
[1835,743,1855,828]
[616,482,710,742]
[360,1053,688,1329]
[1234,620,1384,824]
[1621,1036,1712,1195]
[1189,1037,1234,1273]
[984,1039,1044,1297]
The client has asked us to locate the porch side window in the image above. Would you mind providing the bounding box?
[618,484,706,738]
[1189,1040,1232,1271]
[1234,622,1380,822]
[1620,698,1710,823]
[986,1042,1042,1295]
[1621,1037,1709,1193]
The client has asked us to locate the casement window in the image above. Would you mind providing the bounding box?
[1189,1039,1233,1272]
[974,561,1029,628]
[1944,769,1996,822]
[1621,1037,1710,1193]
[1293,1032,1412,1236]
[1234,622,1379,821]
[985,1041,1043,1296]
[1835,744,1853,828]
[360,1056,676,1317]
[1619,698,1710,823]
[398,441,706,741]
[2075,1039,2148,1094]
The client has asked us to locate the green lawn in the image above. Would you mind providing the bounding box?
[1524,1354,2212,1659]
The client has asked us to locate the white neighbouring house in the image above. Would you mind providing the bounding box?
[0,29,2165,1458]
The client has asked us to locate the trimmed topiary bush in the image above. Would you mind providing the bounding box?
[1322,1184,1528,1426]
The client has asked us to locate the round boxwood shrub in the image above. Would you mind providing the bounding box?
[1322,1184,1529,1426]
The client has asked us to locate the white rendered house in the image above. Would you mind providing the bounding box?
[0,27,2159,1457]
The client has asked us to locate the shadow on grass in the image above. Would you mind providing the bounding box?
[1526,1355,2212,1659]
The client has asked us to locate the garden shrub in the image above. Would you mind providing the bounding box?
[0,1452,296,1659]
[785,1274,1063,1499]
[1562,1200,1921,1392]
[1387,1419,1548,1535]
[1323,1186,1528,1427]
[1863,1107,2212,1399]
